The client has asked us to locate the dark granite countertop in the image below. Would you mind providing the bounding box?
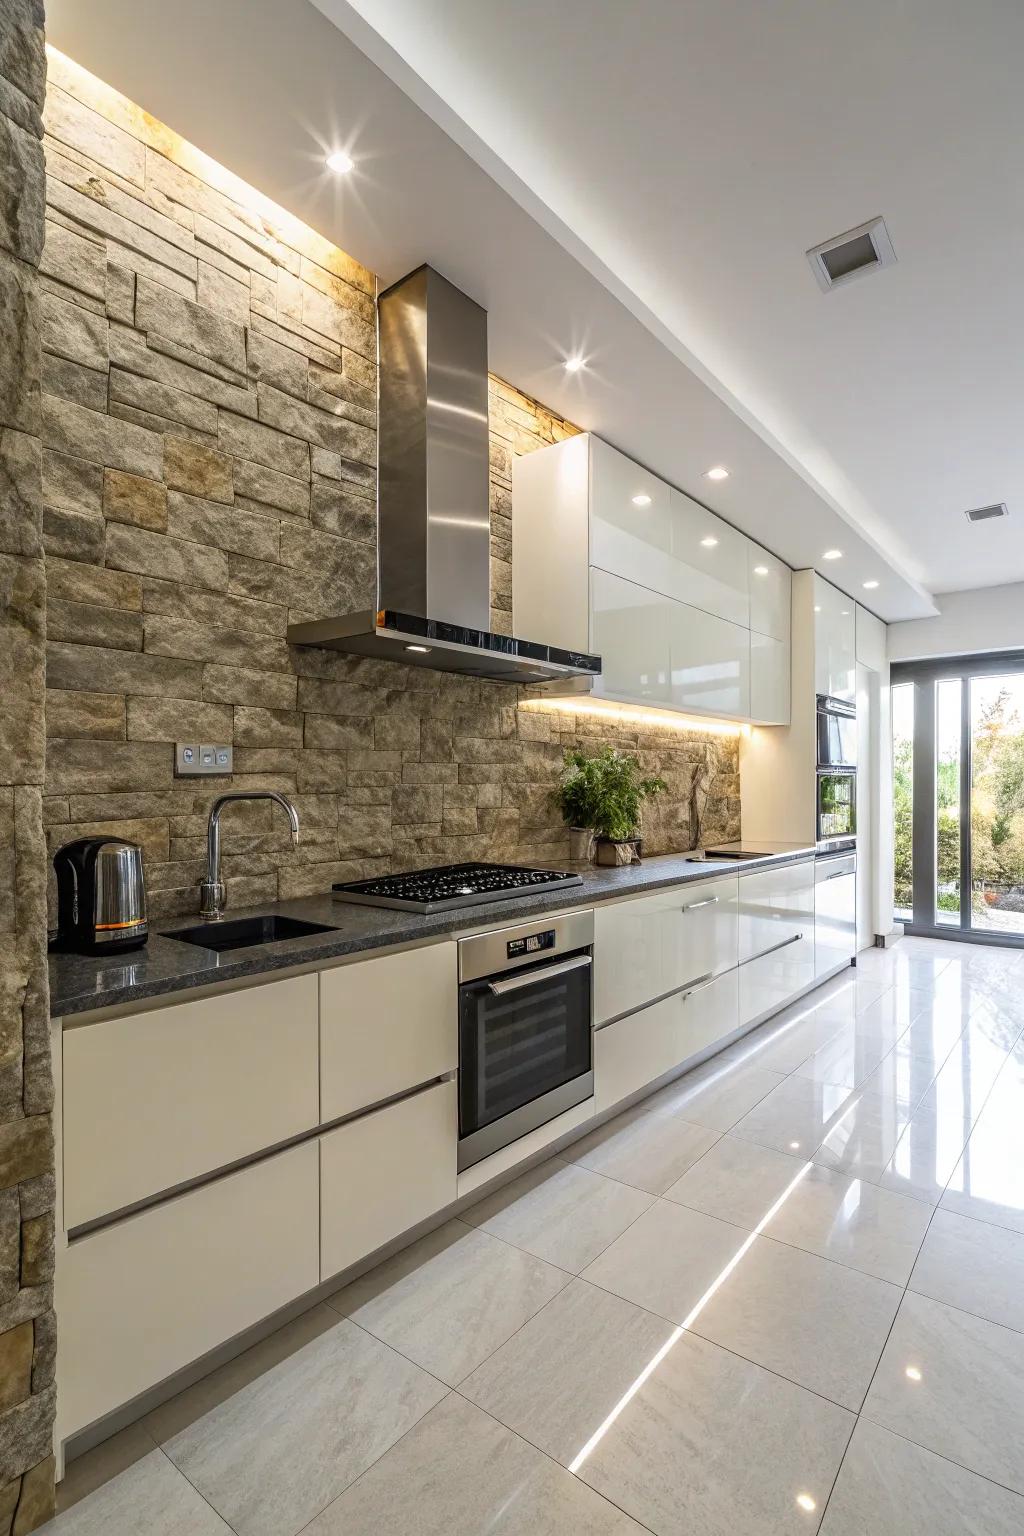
[49,844,817,1018]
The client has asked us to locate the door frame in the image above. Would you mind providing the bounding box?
[891,650,1024,948]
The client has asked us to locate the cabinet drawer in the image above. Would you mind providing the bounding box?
[738,934,816,1029]
[57,1141,319,1439]
[815,871,857,978]
[320,943,457,1122]
[737,862,815,964]
[320,1080,456,1281]
[679,966,740,1062]
[594,875,738,1024]
[63,974,319,1229]
[595,994,679,1114]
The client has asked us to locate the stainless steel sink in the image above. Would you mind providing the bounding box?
[162,915,339,953]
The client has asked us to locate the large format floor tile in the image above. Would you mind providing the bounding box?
[813,1087,916,1184]
[583,1199,901,1410]
[909,1207,1024,1331]
[306,1393,647,1535]
[940,1087,1024,1233]
[647,1058,787,1131]
[731,1075,861,1156]
[791,1024,900,1090]
[568,1101,720,1194]
[461,1279,853,1536]
[462,1158,654,1272]
[327,1219,570,1385]
[819,1418,1024,1535]
[764,1161,932,1284]
[664,1133,806,1229]
[863,1291,1024,1496]
[162,1318,447,1536]
[43,1450,232,1536]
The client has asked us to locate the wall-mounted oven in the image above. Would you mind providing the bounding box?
[817,769,857,853]
[817,694,857,769]
[457,909,594,1172]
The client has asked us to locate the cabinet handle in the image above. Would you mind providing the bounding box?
[488,955,591,995]
[822,869,853,882]
[681,970,714,1000]
[748,933,803,964]
[682,895,719,912]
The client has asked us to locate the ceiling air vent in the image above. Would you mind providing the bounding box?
[807,217,896,291]
[965,503,1008,523]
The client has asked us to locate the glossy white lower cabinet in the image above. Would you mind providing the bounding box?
[57,1141,319,1439]
[320,942,456,1122]
[738,934,816,1029]
[320,1079,457,1282]
[595,993,681,1114]
[594,875,739,1025]
[678,967,740,1061]
[62,974,319,1230]
[749,629,790,725]
[737,861,816,965]
[670,602,750,718]
[815,858,857,978]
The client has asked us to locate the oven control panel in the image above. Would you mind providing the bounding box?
[507,929,556,960]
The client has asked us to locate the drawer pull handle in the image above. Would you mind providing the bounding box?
[488,955,591,995]
[683,896,719,912]
[748,933,803,964]
[681,970,714,1000]
[822,869,853,882]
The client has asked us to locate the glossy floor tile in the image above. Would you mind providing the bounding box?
[909,1207,1024,1331]
[819,1419,1024,1535]
[327,1219,570,1385]
[162,1318,447,1536]
[306,1393,648,1535]
[863,1290,1024,1496]
[567,1099,720,1194]
[460,1157,654,1272]
[48,938,1024,1536]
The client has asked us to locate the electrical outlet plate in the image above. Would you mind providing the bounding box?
[175,742,233,776]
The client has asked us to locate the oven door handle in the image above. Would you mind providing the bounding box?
[488,954,592,995]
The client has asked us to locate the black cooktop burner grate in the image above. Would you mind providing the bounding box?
[332,861,583,914]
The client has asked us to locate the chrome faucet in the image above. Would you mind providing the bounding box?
[199,790,300,921]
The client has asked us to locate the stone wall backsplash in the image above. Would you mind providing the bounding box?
[39,50,740,923]
[1,4,57,1529]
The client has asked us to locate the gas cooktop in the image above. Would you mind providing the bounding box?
[332,861,583,914]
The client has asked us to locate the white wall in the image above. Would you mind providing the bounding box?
[888,581,1024,662]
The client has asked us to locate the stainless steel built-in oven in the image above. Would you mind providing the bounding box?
[816,694,858,769]
[457,909,594,1172]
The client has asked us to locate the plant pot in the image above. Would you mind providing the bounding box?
[568,827,595,863]
[595,836,643,867]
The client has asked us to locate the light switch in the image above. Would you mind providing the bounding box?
[175,742,233,777]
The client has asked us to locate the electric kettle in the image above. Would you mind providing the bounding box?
[51,837,148,953]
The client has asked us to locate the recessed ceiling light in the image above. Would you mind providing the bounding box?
[813,605,822,613]
[796,1494,817,1514]
[632,493,652,507]
[862,579,879,590]
[753,565,769,577]
[700,536,719,548]
[822,549,843,560]
[325,150,354,174]
[405,643,431,654]
[704,465,729,481]
[905,1365,922,1382]
[564,356,585,373]
[789,1141,801,1150]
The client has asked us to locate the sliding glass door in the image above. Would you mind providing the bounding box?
[891,653,1024,945]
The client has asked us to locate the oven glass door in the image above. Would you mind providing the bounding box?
[817,771,857,841]
[459,952,592,1150]
[817,710,857,768]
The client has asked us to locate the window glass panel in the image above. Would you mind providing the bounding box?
[970,673,1024,936]
[892,683,914,922]
[935,678,961,926]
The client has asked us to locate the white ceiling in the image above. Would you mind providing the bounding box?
[48,0,972,620]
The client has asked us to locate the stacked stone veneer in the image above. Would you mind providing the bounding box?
[0,3,57,1531]
[39,51,740,923]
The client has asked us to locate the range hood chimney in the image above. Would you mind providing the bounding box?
[287,265,600,684]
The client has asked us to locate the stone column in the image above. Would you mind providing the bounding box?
[0,2,56,1530]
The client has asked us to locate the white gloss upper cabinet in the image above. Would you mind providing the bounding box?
[813,575,856,702]
[669,602,749,719]
[749,629,790,725]
[747,544,791,642]
[591,567,672,704]
[855,603,886,672]
[589,435,674,596]
[668,488,750,627]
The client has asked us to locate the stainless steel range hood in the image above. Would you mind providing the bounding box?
[287,265,601,684]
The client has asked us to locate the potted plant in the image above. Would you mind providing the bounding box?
[551,746,666,865]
